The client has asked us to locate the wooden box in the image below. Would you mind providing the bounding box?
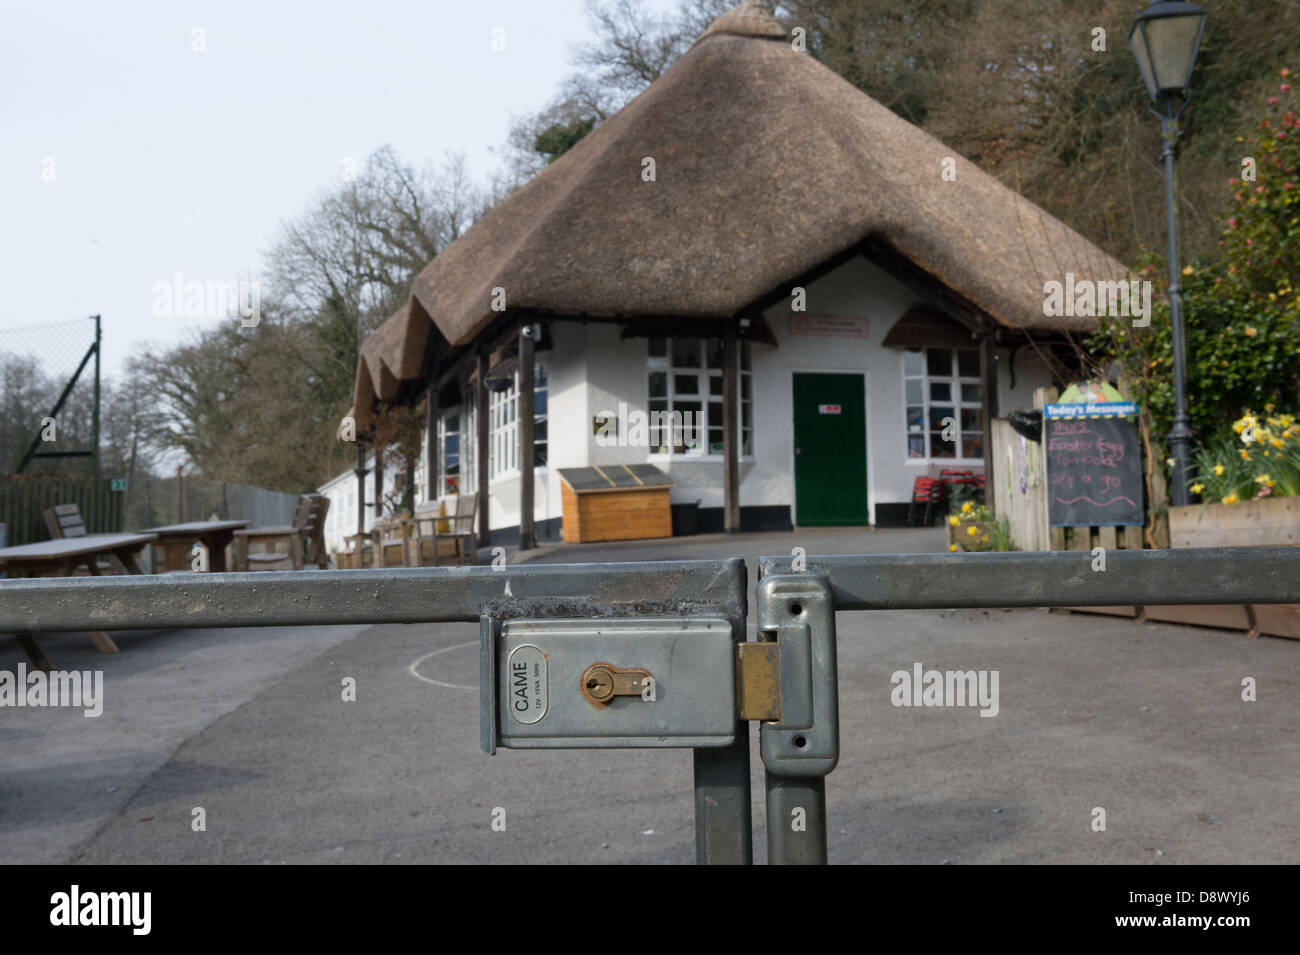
[1168,495,1300,549]
[559,465,674,544]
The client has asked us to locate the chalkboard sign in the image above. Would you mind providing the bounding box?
[1045,416,1144,527]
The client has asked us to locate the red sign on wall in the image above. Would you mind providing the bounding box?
[818,404,842,415]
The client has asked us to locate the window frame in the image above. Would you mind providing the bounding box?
[437,407,463,498]
[902,346,985,464]
[645,336,754,460]
[487,362,548,484]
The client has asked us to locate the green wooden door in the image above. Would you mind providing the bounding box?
[793,373,868,526]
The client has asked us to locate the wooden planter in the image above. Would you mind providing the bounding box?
[1168,495,1300,548]
[1149,495,1300,639]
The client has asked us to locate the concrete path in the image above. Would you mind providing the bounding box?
[2,528,1296,863]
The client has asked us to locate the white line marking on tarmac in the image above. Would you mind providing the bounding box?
[407,641,477,690]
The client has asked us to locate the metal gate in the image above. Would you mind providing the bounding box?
[1,547,1296,864]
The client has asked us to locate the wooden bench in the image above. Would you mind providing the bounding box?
[404,494,478,566]
[44,503,125,575]
[233,494,330,571]
[0,532,158,667]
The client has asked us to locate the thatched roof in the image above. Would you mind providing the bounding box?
[348,296,438,430]
[403,0,1124,350]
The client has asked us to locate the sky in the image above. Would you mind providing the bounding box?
[0,0,679,380]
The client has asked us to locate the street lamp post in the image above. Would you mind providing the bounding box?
[1129,0,1207,507]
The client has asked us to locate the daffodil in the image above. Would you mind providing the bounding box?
[961,501,974,514]
[1190,483,1205,494]
[949,544,958,552]
[1213,464,1225,476]
[1241,449,1251,460]
[948,515,960,526]
[967,525,978,537]
[1223,493,1239,505]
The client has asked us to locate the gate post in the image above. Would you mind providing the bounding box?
[756,574,839,865]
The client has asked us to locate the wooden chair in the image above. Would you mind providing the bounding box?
[43,503,124,575]
[40,503,122,653]
[340,533,374,569]
[234,494,330,571]
[369,512,408,568]
[404,493,478,566]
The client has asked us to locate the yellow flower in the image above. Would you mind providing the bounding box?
[1273,438,1284,449]
[1213,464,1225,476]
[980,534,990,542]
[1245,327,1258,337]
[1190,483,1205,494]
[948,515,960,526]
[1223,493,1239,505]
[949,544,958,552]
[967,525,978,537]
[1240,449,1251,460]
[1182,265,1194,275]
[961,501,974,514]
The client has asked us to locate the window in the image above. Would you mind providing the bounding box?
[438,410,461,497]
[647,337,752,456]
[903,347,983,460]
[488,363,548,481]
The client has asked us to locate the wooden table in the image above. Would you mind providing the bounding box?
[140,520,248,572]
[0,533,157,668]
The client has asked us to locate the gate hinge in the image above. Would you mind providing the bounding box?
[741,574,839,777]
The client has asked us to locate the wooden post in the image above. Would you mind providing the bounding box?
[1036,386,1059,550]
[980,334,999,508]
[518,324,536,550]
[373,444,384,526]
[355,442,367,547]
[426,385,439,503]
[723,324,741,533]
[476,350,490,552]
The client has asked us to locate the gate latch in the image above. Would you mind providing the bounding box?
[480,615,736,753]
[748,574,840,777]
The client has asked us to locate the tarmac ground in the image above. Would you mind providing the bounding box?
[2,528,1296,864]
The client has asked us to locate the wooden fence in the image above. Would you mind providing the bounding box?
[1,476,124,546]
[1,475,299,547]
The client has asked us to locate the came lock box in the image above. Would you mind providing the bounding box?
[481,616,737,751]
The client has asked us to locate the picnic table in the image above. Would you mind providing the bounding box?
[0,532,157,668]
[140,520,248,572]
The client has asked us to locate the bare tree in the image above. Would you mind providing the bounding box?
[129,145,487,491]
